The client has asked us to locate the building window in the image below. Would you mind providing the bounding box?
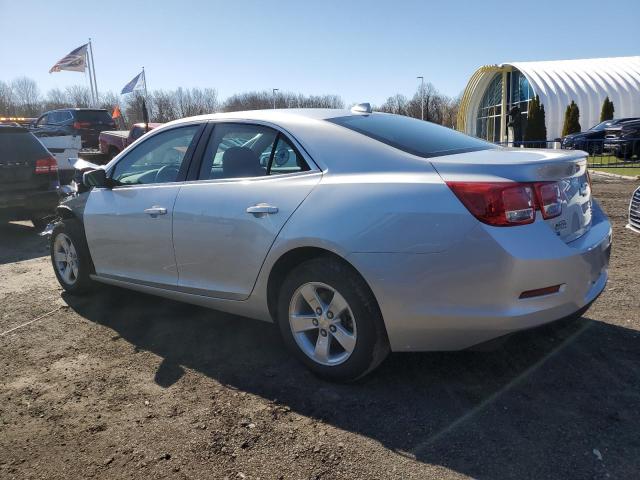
[475,73,503,142]
[475,69,536,143]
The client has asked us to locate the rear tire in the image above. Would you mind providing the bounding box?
[277,257,389,382]
[50,220,94,295]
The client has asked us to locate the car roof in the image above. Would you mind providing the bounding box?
[160,108,359,140]
[607,118,640,128]
[44,108,109,113]
[165,108,350,124]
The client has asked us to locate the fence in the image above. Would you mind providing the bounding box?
[495,138,640,168]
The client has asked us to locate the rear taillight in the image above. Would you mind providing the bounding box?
[447,181,563,227]
[534,182,562,219]
[73,121,92,129]
[34,156,58,174]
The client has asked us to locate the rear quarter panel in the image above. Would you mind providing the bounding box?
[272,170,477,255]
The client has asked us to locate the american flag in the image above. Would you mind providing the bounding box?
[49,44,88,73]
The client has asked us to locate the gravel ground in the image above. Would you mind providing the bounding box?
[1,178,639,480]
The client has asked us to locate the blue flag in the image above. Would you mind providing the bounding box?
[121,70,145,94]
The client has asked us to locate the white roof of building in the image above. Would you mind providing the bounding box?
[458,56,640,140]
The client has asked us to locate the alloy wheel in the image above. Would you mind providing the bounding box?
[288,282,357,366]
[53,233,79,285]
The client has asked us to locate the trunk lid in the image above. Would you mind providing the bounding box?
[431,148,592,243]
[0,128,53,189]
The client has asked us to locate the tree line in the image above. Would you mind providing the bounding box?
[376,81,460,127]
[0,76,460,128]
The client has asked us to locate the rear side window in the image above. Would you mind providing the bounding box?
[49,112,64,124]
[327,113,495,158]
[74,110,113,124]
[198,123,309,180]
[0,131,48,161]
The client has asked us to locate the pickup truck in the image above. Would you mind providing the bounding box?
[99,122,161,160]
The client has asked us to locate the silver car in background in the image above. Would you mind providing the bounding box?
[628,185,640,232]
[49,107,612,381]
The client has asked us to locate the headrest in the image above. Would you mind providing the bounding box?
[222,146,263,178]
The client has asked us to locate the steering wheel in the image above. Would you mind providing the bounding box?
[155,164,180,183]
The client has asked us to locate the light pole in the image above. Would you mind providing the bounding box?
[417,76,424,120]
[273,88,279,109]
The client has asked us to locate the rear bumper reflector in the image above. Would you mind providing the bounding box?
[519,284,563,299]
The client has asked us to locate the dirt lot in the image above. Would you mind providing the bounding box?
[1,178,639,480]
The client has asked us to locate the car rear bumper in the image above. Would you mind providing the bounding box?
[0,188,60,220]
[349,201,612,352]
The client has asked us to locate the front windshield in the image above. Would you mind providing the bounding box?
[590,121,612,132]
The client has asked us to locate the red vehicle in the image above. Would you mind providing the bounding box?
[99,122,161,160]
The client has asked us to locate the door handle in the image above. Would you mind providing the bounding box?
[246,203,279,215]
[144,206,167,217]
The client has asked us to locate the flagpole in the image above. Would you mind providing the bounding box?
[85,61,95,106]
[88,38,99,106]
[85,44,96,105]
[142,66,148,99]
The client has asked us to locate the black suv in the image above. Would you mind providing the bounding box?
[561,118,639,154]
[604,119,640,160]
[31,108,116,149]
[0,125,60,229]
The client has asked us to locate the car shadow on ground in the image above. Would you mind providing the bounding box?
[0,221,49,264]
[64,286,640,479]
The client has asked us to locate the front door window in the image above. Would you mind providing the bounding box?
[111,125,200,185]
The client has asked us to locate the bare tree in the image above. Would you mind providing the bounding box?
[223,90,343,112]
[99,91,121,112]
[11,77,40,116]
[189,87,219,115]
[0,81,14,115]
[222,91,272,112]
[65,85,92,108]
[43,88,70,111]
[124,92,148,125]
[441,95,461,129]
[377,82,458,127]
[151,90,177,123]
[378,94,409,115]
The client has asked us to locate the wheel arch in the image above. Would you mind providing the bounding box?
[56,205,76,219]
[265,246,383,326]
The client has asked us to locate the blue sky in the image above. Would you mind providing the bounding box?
[1,0,638,105]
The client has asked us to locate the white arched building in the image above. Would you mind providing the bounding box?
[457,56,640,142]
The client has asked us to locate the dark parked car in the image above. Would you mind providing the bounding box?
[0,125,60,229]
[561,118,638,154]
[31,108,116,149]
[604,118,640,160]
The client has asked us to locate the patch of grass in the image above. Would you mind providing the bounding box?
[588,155,624,166]
[589,167,640,177]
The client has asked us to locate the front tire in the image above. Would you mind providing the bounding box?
[277,257,389,382]
[50,220,94,294]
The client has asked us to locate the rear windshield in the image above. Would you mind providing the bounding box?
[74,110,113,123]
[327,113,494,158]
[0,131,48,161]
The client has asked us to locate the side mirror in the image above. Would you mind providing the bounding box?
[83,169,109,188]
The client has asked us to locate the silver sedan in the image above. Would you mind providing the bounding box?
[50,106,612,381]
